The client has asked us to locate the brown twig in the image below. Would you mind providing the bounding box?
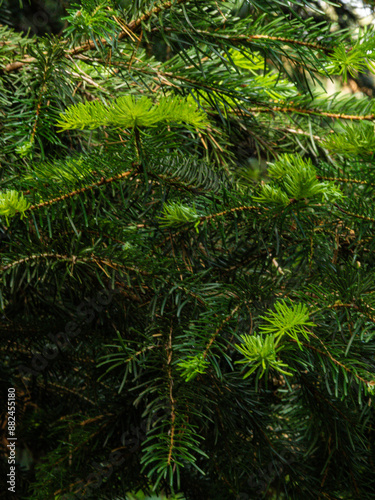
[27,170,134,211]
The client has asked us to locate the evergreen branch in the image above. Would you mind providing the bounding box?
[30,68,49,145]
[56,95,209,131]
[78,414,115,427]
[279,127,323,141]
[59,229,128,246]
[3,0,190,72]
[297,334,371,386]
[166,322,176,466]
[203,303,241,359]
[157,205,264,240]
[241,106,375,121]
[318,176,374,186]
[200,205,263,223]
[0,253,147,277]
[126,0,189,34]
[321,301,375,329]
[0,253,76,272]
[5,2,375,497]
[194,31,332,54]
[124,345,158,364]
[43,381,96,406]
[4,57,35,72]
[300,372,356,424]
[86,62,243,97]
[334,203,375,223]
[69,0,190,56]
[53,425,108,468]
[245,35,331,54]
[27,170,134,212]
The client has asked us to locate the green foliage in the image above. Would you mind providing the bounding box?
[235,301,314,379]
[258,300,315,348]
[326,27,375,82]
[255,154,344,206]
[177,353,210,382]
[235,334,292,379]
[157,202,200,229]
[0,190,30,224]
[323,122,375,159]
[126,492,185,500]
[56,95,209,131]
[64,1,119,40]
[3,1,375,499]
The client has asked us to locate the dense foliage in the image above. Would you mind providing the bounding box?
[2,0,375,498]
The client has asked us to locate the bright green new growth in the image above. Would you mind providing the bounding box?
[0,190,30,225]
[157,202,200,228]
[255,154,343,206]
[56,95,209,131]
[235,301,314,379]
[235,334,292,379]
[177,354,210,382]
[254,184,290,207]
[259,300,315,349]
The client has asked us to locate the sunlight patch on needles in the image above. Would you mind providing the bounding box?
[326,27,375,83]
[228,48,265,73]
[56,95,209,131]
[0,190,30,225]
[322,122,375,159]
[64,2,118,41]
[25,156,94,184]
[227,48,297,99]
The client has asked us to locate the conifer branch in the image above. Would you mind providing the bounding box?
[166,322,176,466]
[0,253,146,276]
[201,205,263,223]
[44,381,96,406]
[242,106,375,121]
[3,0,190,72]
[291,337,371,386]
[334,203,375,223]
[30,78,48,144]
[300,371,356,424]
[124,345,158,364]
[203,303,241,359]
[4,2,375,496]
[194,31,332,54]
[280,127,324,141]
[27,170,134,212]
[0,253,76,272]
[318,176,375,187]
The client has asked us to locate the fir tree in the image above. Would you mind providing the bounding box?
[2,1,375,498]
